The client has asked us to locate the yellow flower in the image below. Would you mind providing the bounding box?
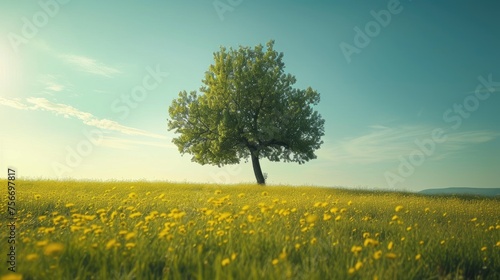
[295,243,301,250]
[129,212,142,218]
[354,261,363,270]
[323,214,332,221]
[351,245,362,254]
[306,214,318,223]
[348,267,356,275]
[125,243,136,249]
[335,215,342,221]
[261,191,269,196]
[106,239,118,250]
[214,190,222,195]
[415,254,421,261]
[363,238,379,247]
[126,232,136,240]
[65,203,75,208]
[128,192,138,199]
[481,246,487,251]
[391,215,399,221]
[36,240,49,247]
[34,194,41,200]
[43,243,64,256]
[26,254,39,261]
[238,193,245,198]
[231,253,237,260]
[385,253,397,259]
[395,205,403,212]
[221,258,230,266]
[373,250,382,260]
[496,241,500,247]
[387,241,394,250]
[0,273,23,280]
[470,217,477,222]
[272,259,279,265]
[310,237,317,245]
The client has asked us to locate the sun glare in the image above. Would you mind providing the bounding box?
[0,44,18,96]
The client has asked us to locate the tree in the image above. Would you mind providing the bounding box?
[168,40,325,185]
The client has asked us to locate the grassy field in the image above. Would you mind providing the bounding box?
[1,180,499,280]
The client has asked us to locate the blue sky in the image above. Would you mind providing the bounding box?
[0,0,499,191]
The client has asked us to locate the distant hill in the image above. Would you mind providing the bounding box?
[419,187,500,197]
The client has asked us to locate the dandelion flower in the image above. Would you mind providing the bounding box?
[272,259,279,265]
[481,246,487,251]
[128,192,138,199]
[364,238,379,247]
[231,253,237,260]
[306,214,318,223]
[125,243,136,249]
[385,253,397,259]
[65,203,75,208]
[348,267,356,275]
[415,254,421,261]
[34,194,41,200]
[0,273,23,280]
[43,243,64,256]
[126,232,136,240]
[395,205,403,212]
[106,239,118,250]
[387,241,394,250]
[373,250,382,260]
[36,240,49,247]
[26,254,39,261]
[354,261,363,270]
[351,245,362,254]
[221,258,230,266]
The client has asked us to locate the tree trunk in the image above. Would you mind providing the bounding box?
[251,151,266,185]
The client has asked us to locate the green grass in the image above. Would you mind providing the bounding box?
[1,180,499,279]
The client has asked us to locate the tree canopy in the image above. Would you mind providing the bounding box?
[168,40,325,184]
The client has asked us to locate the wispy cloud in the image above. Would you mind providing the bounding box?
[38,74,68,94]
[0,97,29,110]
[320,125,498,164]
[0,97,166,139]
[59,54,120,78]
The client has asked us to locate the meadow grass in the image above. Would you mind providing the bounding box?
[0,180,499,279]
